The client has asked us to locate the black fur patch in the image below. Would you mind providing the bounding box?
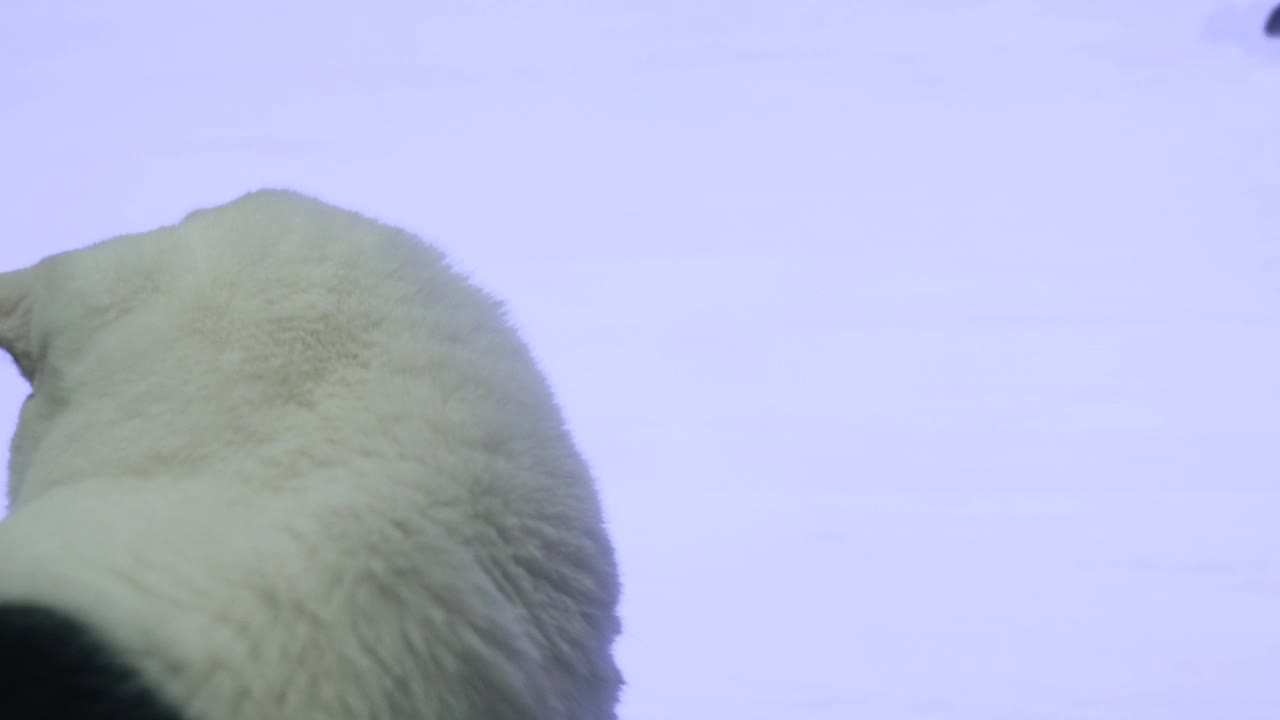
[1268,4,1280,36]
[0,604,187,719]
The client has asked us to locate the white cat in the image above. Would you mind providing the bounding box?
[0,190,622,719]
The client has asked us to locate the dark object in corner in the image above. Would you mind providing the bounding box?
[1267,4,1280,36]
[0,604,187,720]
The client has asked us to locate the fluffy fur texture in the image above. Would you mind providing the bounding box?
[0,190,622,719]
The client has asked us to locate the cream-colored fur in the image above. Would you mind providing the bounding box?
[0,190,622,719]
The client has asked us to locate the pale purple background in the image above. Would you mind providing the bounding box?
[2,2,1280,717]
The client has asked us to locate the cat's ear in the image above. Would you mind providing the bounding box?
[0,268,36,380]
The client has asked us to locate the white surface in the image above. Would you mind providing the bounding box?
[2,1,1279,717]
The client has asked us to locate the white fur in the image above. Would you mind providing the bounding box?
[0,190,622,719]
